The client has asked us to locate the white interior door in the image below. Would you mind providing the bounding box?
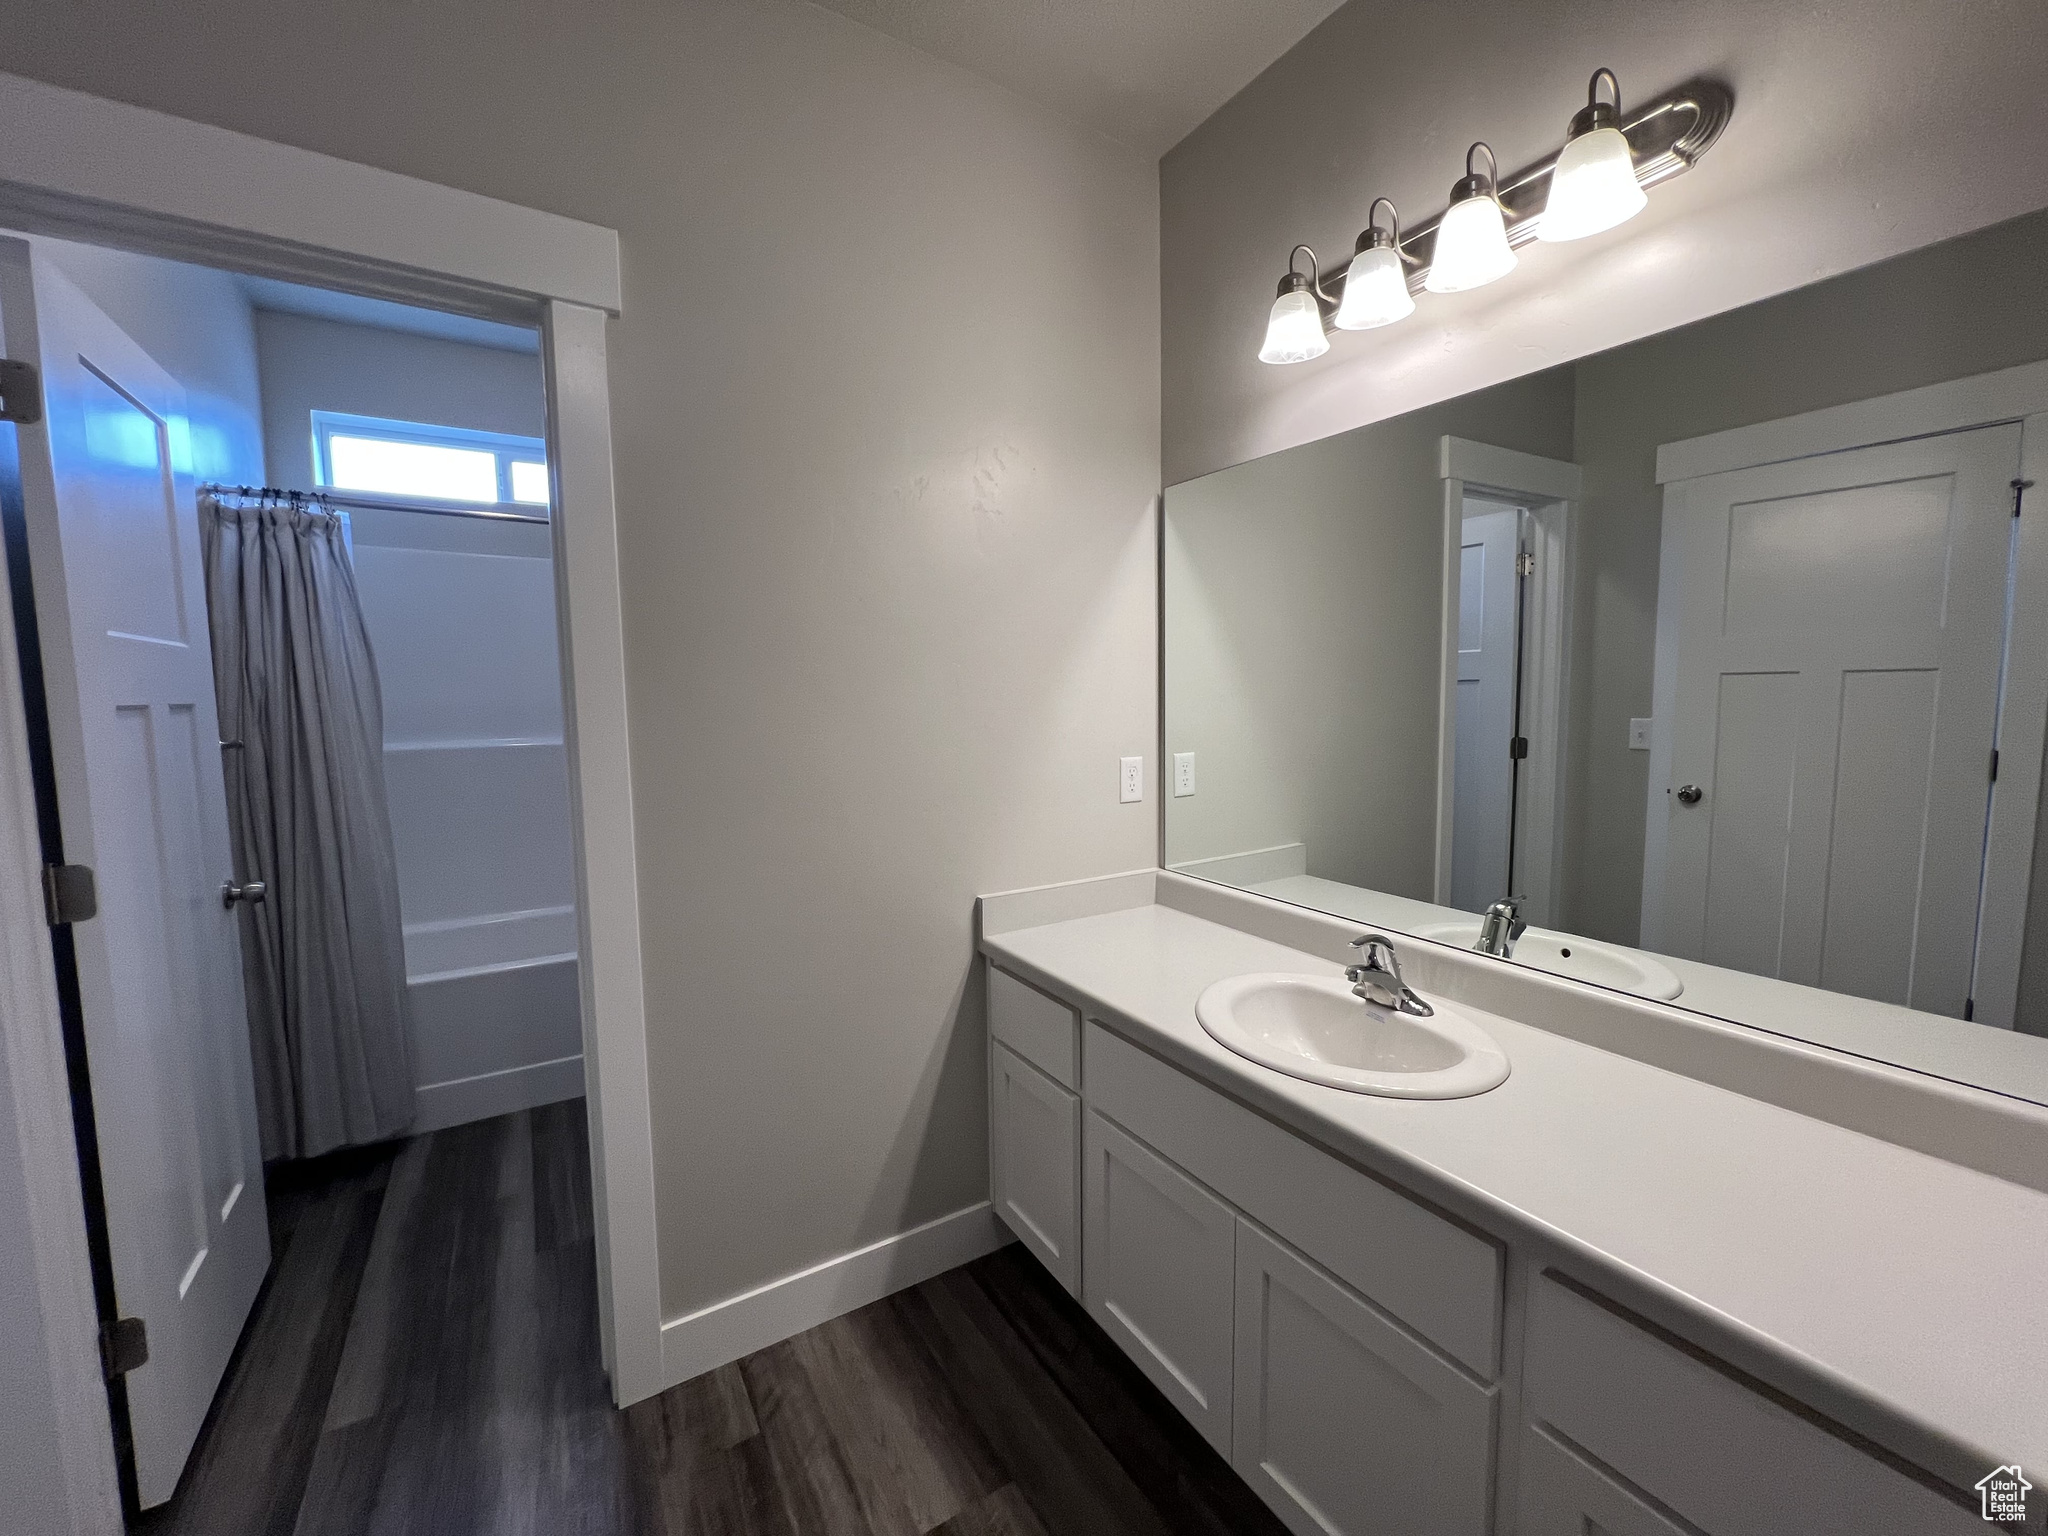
[1450,501,1520,912]
[0,240,269,1508]
[1652,424,2021,1016]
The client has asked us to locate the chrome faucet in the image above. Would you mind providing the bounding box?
[1345,934,1434,1017]
[1475,896,1527,958]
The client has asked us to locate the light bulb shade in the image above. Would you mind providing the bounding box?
[1424,193,1516,293]
[1334,243,1415,330]
[1538,124,1645,241]
[1259,285,1330,364]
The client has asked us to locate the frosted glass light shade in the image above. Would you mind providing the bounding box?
[1424,194,1516,293]
[1538,124,1646,241]
[1259,287,1330,364]
[1334,244,1415,330]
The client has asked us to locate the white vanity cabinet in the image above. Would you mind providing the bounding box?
[983,961,1988,1536]
[1081,1109,1238,1453]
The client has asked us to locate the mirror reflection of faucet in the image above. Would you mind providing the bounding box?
[1476,896,1526,958]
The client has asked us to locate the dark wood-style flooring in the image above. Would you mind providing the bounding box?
[137,1105,1288,1536]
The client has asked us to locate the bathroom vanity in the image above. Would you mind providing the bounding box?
[978,870,2047,1536]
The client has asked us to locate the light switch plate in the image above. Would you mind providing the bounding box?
[1628,717,1652,751]
[1120,755,1144,803]
[1173,752,1195,797]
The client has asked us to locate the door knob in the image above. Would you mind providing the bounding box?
[1676,784,1704,805]
[221,880,267,909]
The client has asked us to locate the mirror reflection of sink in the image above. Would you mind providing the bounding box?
[1195,973,1510,1099]
[1411,922,1684,1002]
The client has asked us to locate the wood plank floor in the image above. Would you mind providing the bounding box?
[137,1105,1288,1536]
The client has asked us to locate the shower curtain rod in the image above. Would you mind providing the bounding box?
[197,482,551,527]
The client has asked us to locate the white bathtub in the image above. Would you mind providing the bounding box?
[401,905,585,1133]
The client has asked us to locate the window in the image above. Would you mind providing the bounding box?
[311,411,550,510]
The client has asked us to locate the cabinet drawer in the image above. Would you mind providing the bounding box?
[990,1043,1079,1294]
[1234,1221,1494,1536]
[1525,1275,1978,1535]
[989,965,1079,1088]
[1082,1109,1237,1456]
[1086,1022,1500,1378]
[1516,1425,1693,1536]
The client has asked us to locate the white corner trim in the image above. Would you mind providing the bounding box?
[658,1203,1010,1390]
[1440,435,1583,501]
[0,70,620,314]
[1655,357,2048,483]
[410,1054,584,1135]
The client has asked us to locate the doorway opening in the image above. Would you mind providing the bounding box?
[0,229,609,1526]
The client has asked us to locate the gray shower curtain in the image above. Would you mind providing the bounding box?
[201,493,414,1160]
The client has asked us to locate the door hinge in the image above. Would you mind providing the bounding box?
[99,1316,148,1380]
[41,863,97,925]
[1992,747,2001,783]
[2015,479,2035,518]
[1509,736,1530,760]
[0,357,42,425]
[1963,996,1976,1022]
[1515,550,1536,576]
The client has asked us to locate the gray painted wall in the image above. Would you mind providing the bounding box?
[253,310,545,491]
[1160,0,2048,486]
[1164,368,1574,892]
[0,0,1161,1320]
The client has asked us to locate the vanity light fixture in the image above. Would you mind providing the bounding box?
[1252,70,1731,361]
[1424,143,1516,294]
[1259,244,1335,364]
[1538,68,1648,241]
[1334,199,1416,331]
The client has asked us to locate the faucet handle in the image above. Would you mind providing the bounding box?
[1344,933,1434,1017]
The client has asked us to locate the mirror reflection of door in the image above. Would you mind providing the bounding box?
[1450,497,1526,913]
[1650,424,2021,1017]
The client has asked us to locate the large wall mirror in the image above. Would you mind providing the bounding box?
[1164,205,2048,1104]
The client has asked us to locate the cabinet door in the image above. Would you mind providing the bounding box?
[1082,1109,1237,1455]
[1517,1425,1696,1536]
[990,1042,1079,1293]
[1233,1220,1495,1536]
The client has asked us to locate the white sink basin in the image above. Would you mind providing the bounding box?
[1195,973,1510,1099]
[1410,921,1684,1002]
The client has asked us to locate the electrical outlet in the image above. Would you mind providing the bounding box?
[1629,717,1652,751]
[1119,755,1144,803]
[1173,752,1195,797]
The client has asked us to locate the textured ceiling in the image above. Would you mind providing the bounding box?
[805,0,1349,155]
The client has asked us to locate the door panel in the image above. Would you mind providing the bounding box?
[1232,1220,1494,1536]
[1656,425,2020,1016]
[1082,1108,1236,1455]
[990,1042,1079,1293]
[0,240,269,1508]
[1451,502,1520,912]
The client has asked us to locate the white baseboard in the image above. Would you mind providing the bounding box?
[658,1201,1011,1390]
[411,1052,584,1134]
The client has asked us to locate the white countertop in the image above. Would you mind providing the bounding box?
[982,897,2048,1493]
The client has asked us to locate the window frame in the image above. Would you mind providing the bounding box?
[310,409,551,511]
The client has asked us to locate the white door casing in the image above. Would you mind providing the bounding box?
[1450,501,1521,914]
[0,239,270,1508]
[1436,438,1580,926]
[1647,425,2021,1019]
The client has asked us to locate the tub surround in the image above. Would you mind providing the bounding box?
[979,868,2047,1525]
